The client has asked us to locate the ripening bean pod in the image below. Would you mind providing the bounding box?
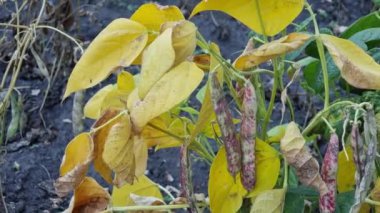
[351,123,365,185]
[210,72,241,177]
[319,133,339,213]
[240,81,257,191]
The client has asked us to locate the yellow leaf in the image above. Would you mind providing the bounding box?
[161,20,197,65]
[133,136,148,177]
[337,146,356,193]
[92,109,122,184]
[55,133,93,197]
[131,61,204,131]
[102,113,135,187]
[250,188,286,213]
[234,33,310,70]
[190,83,213,141]
[64,177,110,213]
[64,19,148,98]
[209,146,247,213]
[190,0,304,36]
[138,28,175,98]
[111,175,163,206]
[117,71,135,92]
[84,85,114,119]
[131,3,184,43]
[126,88,141,111]
[247,139,281,197]
[84,72,134,119]
[321,34,380,89]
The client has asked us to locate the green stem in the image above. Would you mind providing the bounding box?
[302,101,355,136]
[262,59,280,139]
[321,117,335,133]
[283,159,288,188]
[147,123,184,142]
[305,2,330,109]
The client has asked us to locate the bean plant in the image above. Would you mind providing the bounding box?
[56,1,380,212]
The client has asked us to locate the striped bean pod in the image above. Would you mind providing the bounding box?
[351,123,365,185]
[179,144,197,213]
[319,133,339,213]
[210,72,241,177]
[240,81,257,191]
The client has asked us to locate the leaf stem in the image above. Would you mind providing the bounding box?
[305,2,330,109]
[262,58,280,139]
[302,101,355,136]
[147,123,184,142]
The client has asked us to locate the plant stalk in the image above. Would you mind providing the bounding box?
[305,2,330,109]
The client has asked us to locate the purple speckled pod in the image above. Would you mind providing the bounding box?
[210,72,241,177]
[240,81,257,191]
[319,133,339,213]
[351,123,365,185]
[179,144,197,213]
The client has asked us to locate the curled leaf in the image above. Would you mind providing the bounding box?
[64,19,148,98]
[161,20,197,65]
[190,0,304,36]
[111,175,163,207]
[102,113,135,187]
[130,193,165,206]
[64,177,110,213]
[280,122,328,195]
[192,54,210,71]
[92,109,121,184]
[55,133,93,197]
[321,34,380,89]
[234,33,311,70]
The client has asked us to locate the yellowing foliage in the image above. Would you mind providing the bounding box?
[63,19,148,98]
[55,133,93,197]
[130,61,204,131]
[337,146,356,193]
[190,0,304,36]
[111,175,163,206]
[321,34,380,89]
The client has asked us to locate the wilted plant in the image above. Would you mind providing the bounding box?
[55,0,380,212]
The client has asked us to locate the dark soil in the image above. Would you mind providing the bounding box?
[0,0,374,212]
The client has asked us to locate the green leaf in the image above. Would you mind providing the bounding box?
[349,28,380,50]
[335,191,355,213]
[369,48,380,63]
[341,12,380,39]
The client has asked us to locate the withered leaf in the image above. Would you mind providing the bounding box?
[55,133,93,197]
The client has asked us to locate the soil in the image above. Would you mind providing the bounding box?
[0,0,375,212]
